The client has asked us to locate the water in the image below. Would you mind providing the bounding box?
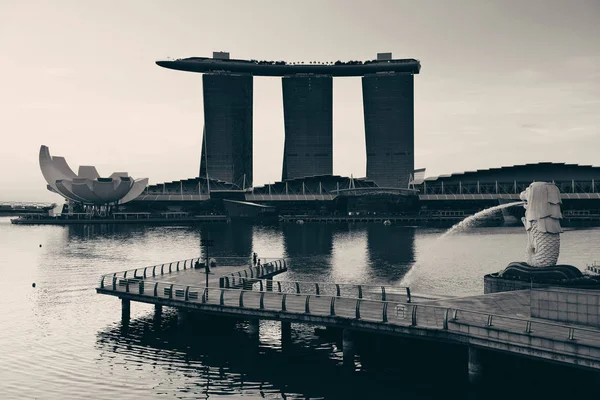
[401,201,525,286]
[2,216,600,399]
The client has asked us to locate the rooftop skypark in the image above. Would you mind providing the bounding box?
[156,52,421,77]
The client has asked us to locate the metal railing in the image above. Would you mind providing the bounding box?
[225,277,412,303]
[98,256,287,289]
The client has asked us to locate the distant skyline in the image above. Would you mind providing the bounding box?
[1,0,599,201]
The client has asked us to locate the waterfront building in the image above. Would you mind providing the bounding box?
[157,52,421,188]
[200,72,253,188]
[282,75,333,180]
[362,72,414,188]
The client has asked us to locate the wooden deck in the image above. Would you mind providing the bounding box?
[96,258,600,372]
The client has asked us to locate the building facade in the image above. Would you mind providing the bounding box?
[281,75,333,180]
[362,73,414,188]
[158,52,421,189]
[200,73,253,187]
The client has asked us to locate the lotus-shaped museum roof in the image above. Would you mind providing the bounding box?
[39,145,148,205]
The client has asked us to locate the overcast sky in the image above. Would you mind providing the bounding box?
[1,0,599,202]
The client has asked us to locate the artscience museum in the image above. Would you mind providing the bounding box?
[39,145,148,209]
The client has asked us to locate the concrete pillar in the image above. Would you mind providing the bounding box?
[468,346,483,384]
[248,319,260,341]
[281,321,291,345]
[153,304,162,329]
[342,329,355,369]
[177,309,190,328]
[121,298,130,322]
[266,278,273,292]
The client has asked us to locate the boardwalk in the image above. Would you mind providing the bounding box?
[97,257,600,375]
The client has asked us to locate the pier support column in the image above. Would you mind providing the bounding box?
[266,278,273,292]
[248,319,260,341]
[281,321,292,346]
[153,304,162,328]
[342,329,355,369]
[177,310,189,327]
[468,346,484,384]
[121,298,130,322]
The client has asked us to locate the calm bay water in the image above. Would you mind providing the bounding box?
[2,216,600,399]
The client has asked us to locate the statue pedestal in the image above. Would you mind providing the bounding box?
[484,262,593,294]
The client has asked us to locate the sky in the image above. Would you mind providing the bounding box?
[0,0,599,202]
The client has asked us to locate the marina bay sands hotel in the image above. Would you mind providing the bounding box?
[156,52,421,189]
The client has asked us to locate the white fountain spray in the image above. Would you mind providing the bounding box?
[400,201,525,287]
[440,201,525,238]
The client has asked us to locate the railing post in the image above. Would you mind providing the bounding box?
[152,265,156,277]
[355,299,361,319]
[305,295,311,313]
[277,281,282,293]
[282,294,287,311]
[125,279,130,293]
[250,267,254,278]
[239,291,244,307]
[154,282,158,297]
[382,302,388,322]
[176,261,180,271]
[112,274,117,290]
[452,309,458,320]
[330,297,336,316]
[443,308,449,330]
[220,289,225,305]
[259,280,264,291]
[487,315,493,327]
[184,260,187,269]
[357,285,363,299]
[244,270,248,278]
[411,305,418,326]
[143,267,147,279]
[169,284,173,298]
[336,284,340,297]
[202,288,208,304]
[124,271,128,279]
[568,328,575,341]
[161,264,164,275]
[295,282,300,294]
[100,276,105,289]
[525,320,531,333]
[225,276,230,288]
[406,287,412,303]
[260,292,265,309]
[169,263,172,273]
[315,283,320,296]
[381,286,386,301]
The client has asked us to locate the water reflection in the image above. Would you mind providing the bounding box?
[366,225,415,284]
[281,223,416,285]
[96,310,461,400]
[200,222,253,257]
[282,223,335,257]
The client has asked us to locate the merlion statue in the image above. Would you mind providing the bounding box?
[519,182,562,267]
